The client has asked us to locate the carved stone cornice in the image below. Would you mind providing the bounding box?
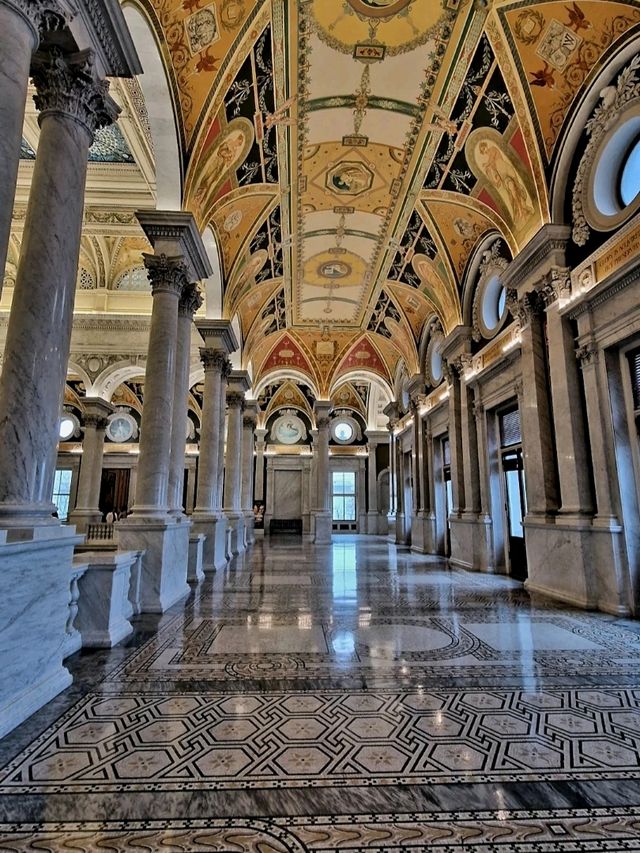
[78,0,142,78]
[142,253,188,298]
[226,390,245,410]
[178,282,203,319]
[199,348,227,372]
[501,224,571,294]
[31,47,120,142]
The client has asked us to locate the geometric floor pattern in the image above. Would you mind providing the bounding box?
[3,687,640,793]
[2,807,640,851]
[2,536,640,850]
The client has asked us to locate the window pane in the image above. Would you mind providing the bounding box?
[333,496,344,521]
[333,473,346,495]
[60,470,72,491]
[344,496,356,521]
[505,469,524,538]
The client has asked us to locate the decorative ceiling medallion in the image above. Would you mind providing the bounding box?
[319,261,352,279]
[326,161,374,196]
[185,4,220,55]
[270,412,307,445]
[347,0,412,20]
[354,43,386,61]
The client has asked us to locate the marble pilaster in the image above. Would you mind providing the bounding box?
[384,403,399,540]
[224,370,250,555]
[0,45,115,738]
[68,397,114,533]
[241,401,258,546]
[313,401,332,545]
[365,431,387,535]
[254,428,267,503]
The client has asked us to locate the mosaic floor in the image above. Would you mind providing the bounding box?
[2,535,640,850]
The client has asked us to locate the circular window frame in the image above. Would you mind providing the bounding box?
[476,272,509,339]
[426,333,444,388]
[59,412,80,441]
[106,411,138,443]
[331,415,361,445]
[586,101,640,232]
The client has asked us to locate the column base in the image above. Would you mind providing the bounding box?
[191,513,229,573]
[386,513,397,542]
[67,508,102,535]
[74,551,135,648]
[313,511,332,545]
[449,513,495,572]
[188,533,205,582]
[366,511,383,535]
[243,511,256,546]
[410,512,429,553]
[0,523,82,739]
[116,516,190,614]
[395,512,411,546]
[225,512,245,556]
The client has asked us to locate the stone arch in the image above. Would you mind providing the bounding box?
[122,2,182,209]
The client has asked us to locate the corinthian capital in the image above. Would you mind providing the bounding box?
[200,348,226,372]
[31,47,120,142]
[2,0,67,43]
[179,282,203,319]
[226,391,245,410]
[142,253,189,297]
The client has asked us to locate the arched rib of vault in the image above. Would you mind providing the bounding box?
[92,362,147,403]
[253,370,320,403]
[122,2,182,209]
[201,226,224,319]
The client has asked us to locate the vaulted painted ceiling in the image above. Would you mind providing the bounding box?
[135,0,640,394]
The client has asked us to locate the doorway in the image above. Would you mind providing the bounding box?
[332,471,357,532]
[499,407,527,580]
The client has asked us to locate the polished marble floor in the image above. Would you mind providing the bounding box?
[2,535,640,849]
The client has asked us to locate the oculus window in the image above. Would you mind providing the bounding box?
[58,417,75,441]
[332,472,356,522]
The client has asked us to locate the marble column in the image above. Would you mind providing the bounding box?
[241,401,258,546]
[386,423,397,540]
[424,424,438,552]
[0,46,117,738]
[217,361,231,513]
[169,283,202,516]
[313,401,332,544]
[366,434,379,534]
[68,397,114,533]
[131,254,186,517]
[409,402,430,553]
[0,0,66,297]
[254,428,267,502]
[445,363,465,516]
[224,370,250,555]
[0,48,119,526]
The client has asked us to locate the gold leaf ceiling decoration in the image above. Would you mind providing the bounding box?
[134,0,640,390]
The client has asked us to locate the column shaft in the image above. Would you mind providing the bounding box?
[216,363,230,510]
[223,394,244,512]
[315,420,330,512]
[168,284,202,515]
[241,417,256,511]
[194,351,224,513]
[0,48,118,523]
[367,442,378,513]
[133,255,187,516]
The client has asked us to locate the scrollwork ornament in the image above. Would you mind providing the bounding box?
[31,47,120,142]
[571,54,640,246]
[576,341,598,368]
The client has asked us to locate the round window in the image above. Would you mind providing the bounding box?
[430,345,443,384]
[59,417,75,441]
[481,274,507,333]
[620,135,640,206]
[334,422,354,442]
[588,111,640,230]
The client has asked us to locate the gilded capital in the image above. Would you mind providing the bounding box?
[31,48,120,142]
[142,253,189,297]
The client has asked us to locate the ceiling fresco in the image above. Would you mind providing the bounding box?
[132,0,640,393]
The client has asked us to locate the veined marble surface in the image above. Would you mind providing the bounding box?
[2,535,640,849]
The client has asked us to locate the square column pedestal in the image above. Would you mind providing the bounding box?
[313,511,333,545]
[244,511,255,546]
[116,517,190,614]
[191,514,229,573]
[226,512,245,556]
[0,524,82,739]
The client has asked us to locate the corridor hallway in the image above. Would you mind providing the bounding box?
[2,536,640,848]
